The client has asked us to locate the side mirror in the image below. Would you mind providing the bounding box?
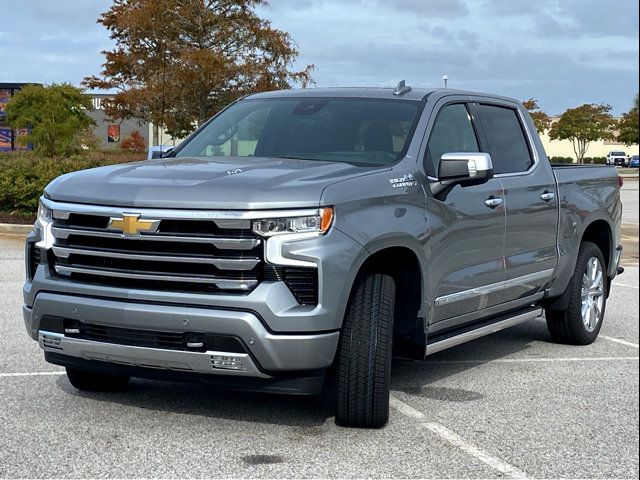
[431,152,494,198]
[150,150,164,159]
[438,152,493,185]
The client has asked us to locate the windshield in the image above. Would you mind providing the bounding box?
[611,151,626,156]
[174,97,422,166]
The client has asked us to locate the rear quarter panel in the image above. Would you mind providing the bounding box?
[548,165,621,297]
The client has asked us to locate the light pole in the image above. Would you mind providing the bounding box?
[442,74,448,88]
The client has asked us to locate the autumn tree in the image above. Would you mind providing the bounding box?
[5,84,95,157]
[522,98,551,133]
[121,130,147,152]
[617,93,639,146]
[548,104,616,164]
[83,0,314,141]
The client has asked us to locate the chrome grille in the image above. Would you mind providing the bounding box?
[50,211,263,294]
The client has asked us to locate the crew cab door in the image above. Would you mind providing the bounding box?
[471,101,558,300]
[421,100,506,330]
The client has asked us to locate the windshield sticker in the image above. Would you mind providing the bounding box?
[389,174,417,188]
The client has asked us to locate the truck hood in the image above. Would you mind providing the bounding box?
[45,156,381,210]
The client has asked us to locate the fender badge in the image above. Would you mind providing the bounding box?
[389,173,417,188]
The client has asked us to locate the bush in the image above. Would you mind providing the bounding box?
[121,130,147,153]
[549,156,575,163]
[583,157,607,164]
[0,150,144,217]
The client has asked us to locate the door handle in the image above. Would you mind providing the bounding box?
[484,197,503,208]
[540,192,556,202]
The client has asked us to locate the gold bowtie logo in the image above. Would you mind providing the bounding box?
[108,214,159,236]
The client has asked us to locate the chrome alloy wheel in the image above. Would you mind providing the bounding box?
[581,256,605,332]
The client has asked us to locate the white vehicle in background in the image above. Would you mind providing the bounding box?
[606,151,628,167]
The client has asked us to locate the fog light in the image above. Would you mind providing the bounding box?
[211,355,247,371]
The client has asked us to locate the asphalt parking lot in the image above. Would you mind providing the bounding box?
[0,185,638,478]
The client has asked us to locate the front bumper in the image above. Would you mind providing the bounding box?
[23,292,339,379]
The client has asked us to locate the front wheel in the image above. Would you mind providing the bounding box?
[335,271,395,428]
[546,241,607,345]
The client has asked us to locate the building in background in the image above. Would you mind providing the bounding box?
[0,82,39,152]
[540,116,639,160]
[86,94,149,150]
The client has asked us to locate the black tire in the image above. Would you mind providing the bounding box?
[335,271,395,428]
[546,241,607,345]
[65,367,130,392]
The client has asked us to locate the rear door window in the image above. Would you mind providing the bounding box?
[476,105,533,174]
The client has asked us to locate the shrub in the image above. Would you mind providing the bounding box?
[549,156,575,163]
[0,151,144,216]
[121,130,147,153]
[583,157,607,164]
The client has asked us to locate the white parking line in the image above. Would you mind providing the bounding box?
[421,356,639,365]
[0,371,64,378]
[599,335,640,349]
[612,282,639,289]
[389,395,530,479]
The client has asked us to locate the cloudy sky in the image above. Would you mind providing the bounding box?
[1,0,638,114]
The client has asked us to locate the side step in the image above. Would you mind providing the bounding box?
[426,307,543,356]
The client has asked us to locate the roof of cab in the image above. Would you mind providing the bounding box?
[245,87,434,101]
[244,87,519,104]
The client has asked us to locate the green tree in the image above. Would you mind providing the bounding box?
[5,84,95,157]
[522,98,551,133]
[548,104,616,163]
[83,0,314,140]
[616,93,639,146]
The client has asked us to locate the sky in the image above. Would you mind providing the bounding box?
[1,0,638,115]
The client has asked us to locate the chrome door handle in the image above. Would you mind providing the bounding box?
[484,197,503,208]
[540,192,556,202]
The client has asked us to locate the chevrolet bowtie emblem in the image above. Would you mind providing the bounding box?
[107,214,159,236]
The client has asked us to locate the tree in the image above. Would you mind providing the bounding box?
[121,130,147,152]
[548,104,616,163]
[83,0,314,140]
[616,93,639,146]
[522,98,551,133]
[5,84,95,157]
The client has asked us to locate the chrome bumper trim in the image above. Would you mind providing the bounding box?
[38,331,270,378]
[52,245,260,270]
[54,265,259,290]
[51,226,261,251]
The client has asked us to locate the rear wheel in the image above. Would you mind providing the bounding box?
[65,367,130,392]
[546,241,607,345]
[335,272,395,428]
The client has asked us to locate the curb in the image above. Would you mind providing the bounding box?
[0,223,33,235]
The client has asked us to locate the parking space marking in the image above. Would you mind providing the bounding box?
[389,395,530,479]
[0,371,64,378]
[599,335,639,349]
[612,282,639,289]
[420,356,639,365]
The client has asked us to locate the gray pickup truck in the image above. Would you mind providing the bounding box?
[24,83,623,428]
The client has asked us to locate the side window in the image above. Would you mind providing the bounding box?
[476,104,533,174]
[426,104,479,175]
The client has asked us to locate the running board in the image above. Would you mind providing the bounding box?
[426,307,543,356]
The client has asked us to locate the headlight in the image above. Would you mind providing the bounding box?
[37,201,53,227]
[35,200,54,249]
[252,207,333,238]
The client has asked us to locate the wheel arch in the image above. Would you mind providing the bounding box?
[342,239,427,359]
